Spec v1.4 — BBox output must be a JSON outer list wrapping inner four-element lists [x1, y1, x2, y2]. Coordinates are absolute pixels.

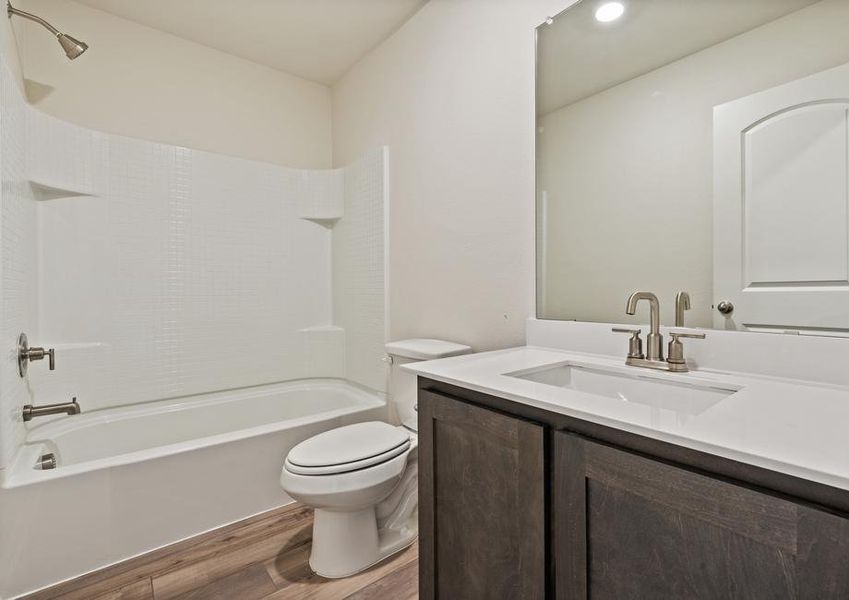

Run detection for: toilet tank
[[385, 339, 472, 431]]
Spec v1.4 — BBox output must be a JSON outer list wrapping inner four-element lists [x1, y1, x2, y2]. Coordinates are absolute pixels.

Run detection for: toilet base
[[309, 507, 417, 578]]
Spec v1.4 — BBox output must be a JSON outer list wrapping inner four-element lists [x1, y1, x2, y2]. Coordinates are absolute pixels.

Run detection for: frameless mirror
[[536, 0, 849, 335]]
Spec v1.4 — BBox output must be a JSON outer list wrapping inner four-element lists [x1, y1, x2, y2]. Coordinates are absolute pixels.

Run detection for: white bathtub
[[0, 379, 386, 599]]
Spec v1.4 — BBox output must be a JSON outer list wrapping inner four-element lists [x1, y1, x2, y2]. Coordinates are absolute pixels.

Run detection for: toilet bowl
[[280, 338, 471, 578]]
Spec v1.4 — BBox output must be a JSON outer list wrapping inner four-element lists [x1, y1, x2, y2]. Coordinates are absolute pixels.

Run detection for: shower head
[[7, 2, 88, 60], [57, 33, 87, 59]]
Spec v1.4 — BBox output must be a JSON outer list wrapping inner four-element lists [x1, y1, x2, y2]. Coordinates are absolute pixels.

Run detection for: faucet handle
[[17, 333, 56, 377], [612, 328, 644, 359], [669, 331, 706, 341], [667, 331, 706, 365]]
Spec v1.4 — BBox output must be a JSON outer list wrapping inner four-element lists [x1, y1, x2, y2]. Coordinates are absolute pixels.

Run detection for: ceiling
[[74, 0, 427, 85], [537, 0, 822, 115]]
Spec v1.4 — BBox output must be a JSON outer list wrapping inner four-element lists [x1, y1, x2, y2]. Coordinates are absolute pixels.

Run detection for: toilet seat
[[285, 421, 411, 476], [285, 440, 411, 475]]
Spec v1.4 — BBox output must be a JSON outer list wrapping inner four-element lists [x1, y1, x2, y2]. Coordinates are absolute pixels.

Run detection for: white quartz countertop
[[403, 346, 849, 492]]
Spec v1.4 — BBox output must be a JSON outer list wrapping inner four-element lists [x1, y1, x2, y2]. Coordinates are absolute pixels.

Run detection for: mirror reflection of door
[[714, 62, 849, 333]]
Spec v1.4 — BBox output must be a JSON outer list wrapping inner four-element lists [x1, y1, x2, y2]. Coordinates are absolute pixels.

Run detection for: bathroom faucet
[[626, 291, 663, 360], [22, 397, 80, 421], [614, 291, 705, 373]]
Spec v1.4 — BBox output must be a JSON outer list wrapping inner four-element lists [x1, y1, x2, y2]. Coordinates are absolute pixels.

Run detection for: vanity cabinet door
[[418, 390, 545, 600], [553, 432, 849, 599]]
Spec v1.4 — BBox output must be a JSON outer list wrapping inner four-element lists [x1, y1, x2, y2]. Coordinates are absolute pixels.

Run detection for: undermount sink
[[507, 363, 739, 416]]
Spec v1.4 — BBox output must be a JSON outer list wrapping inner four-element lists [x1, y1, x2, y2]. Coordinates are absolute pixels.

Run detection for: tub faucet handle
[[17, 332, 56, 377], [36, 347, 56, 370]]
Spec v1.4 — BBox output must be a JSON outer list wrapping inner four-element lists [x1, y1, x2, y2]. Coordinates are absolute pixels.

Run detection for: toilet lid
[[286, 422, 410, 474]]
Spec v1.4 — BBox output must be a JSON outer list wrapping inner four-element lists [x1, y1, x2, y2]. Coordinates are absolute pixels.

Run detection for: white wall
[[12, 0, 332, 169], [538, 0, 849, 327], [332, 0, 574, 352]]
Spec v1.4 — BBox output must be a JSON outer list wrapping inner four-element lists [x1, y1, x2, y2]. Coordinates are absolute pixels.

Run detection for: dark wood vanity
[[417, 378, 849, 599]]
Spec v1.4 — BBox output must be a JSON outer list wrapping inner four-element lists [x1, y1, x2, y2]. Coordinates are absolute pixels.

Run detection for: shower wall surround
[[334, 155, 388, 392], [0, 61, 386, 471], [0, 61, 37, 472]]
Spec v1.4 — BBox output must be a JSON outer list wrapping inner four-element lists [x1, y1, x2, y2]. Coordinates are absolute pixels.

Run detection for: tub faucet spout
[[23, 397, 80, 421]]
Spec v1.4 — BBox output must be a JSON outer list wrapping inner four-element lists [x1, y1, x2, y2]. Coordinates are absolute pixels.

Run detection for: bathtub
[[0, 379, 386, 599]]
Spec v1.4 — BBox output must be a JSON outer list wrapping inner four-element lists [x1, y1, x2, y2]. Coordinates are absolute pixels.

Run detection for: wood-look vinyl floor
[[23, 504, 418, 600]]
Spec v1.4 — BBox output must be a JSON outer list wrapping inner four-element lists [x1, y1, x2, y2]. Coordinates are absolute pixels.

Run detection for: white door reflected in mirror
[[714, 63, 849, 333]]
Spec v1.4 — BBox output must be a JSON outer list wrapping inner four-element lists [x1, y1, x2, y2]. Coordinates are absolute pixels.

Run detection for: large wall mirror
[[536, 0, 849, 334]]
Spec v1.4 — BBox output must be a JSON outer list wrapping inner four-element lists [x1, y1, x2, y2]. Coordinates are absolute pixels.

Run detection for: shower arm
[[7, 2, 61, 37]]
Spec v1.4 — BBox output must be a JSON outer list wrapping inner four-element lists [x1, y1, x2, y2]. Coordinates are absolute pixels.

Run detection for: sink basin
[[507, 363, 738, 416]]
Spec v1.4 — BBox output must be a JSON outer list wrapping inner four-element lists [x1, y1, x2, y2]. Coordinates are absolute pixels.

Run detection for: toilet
[[280, 338, 471, 578]]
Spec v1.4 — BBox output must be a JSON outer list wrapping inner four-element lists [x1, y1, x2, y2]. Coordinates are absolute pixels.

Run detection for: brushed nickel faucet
[[625, 291, 663, 360], [22, 397, 80, 421], [675, 291, 691, 327], [614, 291, 705, 373], [17, 333, 55, 377]]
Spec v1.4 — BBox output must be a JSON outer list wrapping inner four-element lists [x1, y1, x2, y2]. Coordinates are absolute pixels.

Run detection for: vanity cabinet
[[418, 382, 849, 599], [417, 389, 546, 600], [553, 433, 849, 599]]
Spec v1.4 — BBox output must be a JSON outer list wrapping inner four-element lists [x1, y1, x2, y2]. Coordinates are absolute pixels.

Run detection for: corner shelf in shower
[[28, 178, 95, 200], [298, 205, 343, 227], [299, 216, 341, 228]]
